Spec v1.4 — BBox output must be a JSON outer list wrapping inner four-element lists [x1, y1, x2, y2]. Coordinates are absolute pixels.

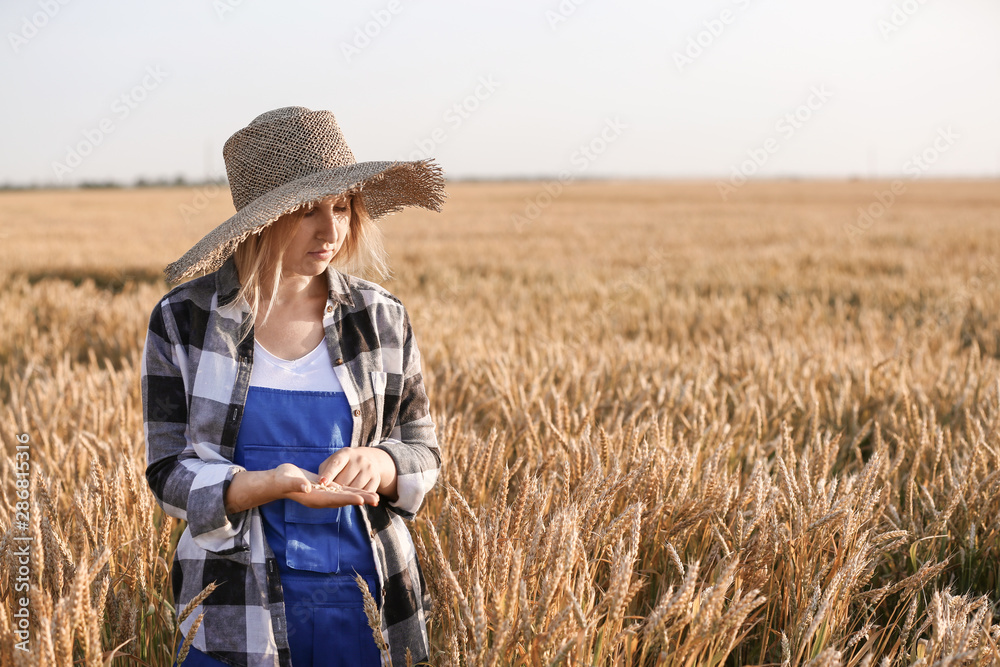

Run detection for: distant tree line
[[0, 174, 619, 191], [0, 176, 229, 191]]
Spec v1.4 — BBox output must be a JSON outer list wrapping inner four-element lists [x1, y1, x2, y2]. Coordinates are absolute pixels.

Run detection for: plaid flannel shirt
[[141, 255, 440, 667]]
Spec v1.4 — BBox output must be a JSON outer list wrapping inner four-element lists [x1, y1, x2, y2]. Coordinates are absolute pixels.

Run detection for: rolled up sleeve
[[373, 310, 441, 519], [142, 299, 250, 554]]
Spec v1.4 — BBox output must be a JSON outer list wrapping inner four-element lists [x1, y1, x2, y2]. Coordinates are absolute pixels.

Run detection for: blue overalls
[[176, 386, 382, 667]]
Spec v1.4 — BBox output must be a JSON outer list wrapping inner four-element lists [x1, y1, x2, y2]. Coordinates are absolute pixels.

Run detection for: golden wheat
[[1, 180, 1000, 665]]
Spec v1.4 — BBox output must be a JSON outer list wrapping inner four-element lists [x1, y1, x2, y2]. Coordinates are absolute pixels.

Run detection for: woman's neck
[[263, 271, 327, 308]]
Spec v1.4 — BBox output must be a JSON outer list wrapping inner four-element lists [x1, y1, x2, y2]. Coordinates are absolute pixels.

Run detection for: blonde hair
[[232, 190, 391, 344]]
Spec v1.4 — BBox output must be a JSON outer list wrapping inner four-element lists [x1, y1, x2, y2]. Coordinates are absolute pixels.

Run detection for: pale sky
[[2, 0, 998, 186]]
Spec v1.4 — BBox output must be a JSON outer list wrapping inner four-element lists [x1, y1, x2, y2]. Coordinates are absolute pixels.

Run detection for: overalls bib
[[175, 385, 382, 667]]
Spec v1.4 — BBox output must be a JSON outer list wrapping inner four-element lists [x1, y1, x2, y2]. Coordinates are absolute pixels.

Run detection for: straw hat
[[163, 106, 446, 284]]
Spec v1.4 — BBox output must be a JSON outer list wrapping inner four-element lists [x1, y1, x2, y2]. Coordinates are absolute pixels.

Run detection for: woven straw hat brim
[[163, 158, 445, 284]]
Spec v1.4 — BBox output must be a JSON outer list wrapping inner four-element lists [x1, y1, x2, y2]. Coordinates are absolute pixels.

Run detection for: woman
[[141, 106, 446, 667]]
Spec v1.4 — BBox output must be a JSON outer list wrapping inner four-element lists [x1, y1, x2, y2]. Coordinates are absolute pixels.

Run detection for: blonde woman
[[141, 106, 446, 667]]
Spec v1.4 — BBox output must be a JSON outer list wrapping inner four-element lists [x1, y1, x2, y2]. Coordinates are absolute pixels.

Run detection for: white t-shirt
[[250, 338, 344, 392]]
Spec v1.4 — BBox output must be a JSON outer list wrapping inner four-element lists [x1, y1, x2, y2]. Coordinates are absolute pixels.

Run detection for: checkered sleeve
[[141, 296, 250, 554], [373, 308, 440, 519]]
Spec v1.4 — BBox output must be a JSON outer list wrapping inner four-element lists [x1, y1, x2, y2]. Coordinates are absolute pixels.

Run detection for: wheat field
[[1, 180, 1000, 666]]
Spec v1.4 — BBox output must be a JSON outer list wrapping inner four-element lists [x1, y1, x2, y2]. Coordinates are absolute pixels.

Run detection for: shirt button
[[335, 358, 343, 365], [325, 305, 333, 314], [353, 408, 361, 417], [369, 528, 376, 539]]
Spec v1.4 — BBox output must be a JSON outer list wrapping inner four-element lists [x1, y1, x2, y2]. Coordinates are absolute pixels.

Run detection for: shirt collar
[[215, 254, 355, 311]]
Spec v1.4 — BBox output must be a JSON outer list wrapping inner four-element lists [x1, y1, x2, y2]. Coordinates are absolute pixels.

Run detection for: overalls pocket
[[240, 443, 345, 574], [284, 503, 345, 573], [280, 446, 344, 574]]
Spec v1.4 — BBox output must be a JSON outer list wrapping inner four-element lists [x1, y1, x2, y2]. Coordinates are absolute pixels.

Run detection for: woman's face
[[277, 194, 352, 279]]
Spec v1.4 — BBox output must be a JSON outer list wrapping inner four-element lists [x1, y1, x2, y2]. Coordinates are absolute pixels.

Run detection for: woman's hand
[[274, 462, 379, 508], [317, 448, 398, 502]]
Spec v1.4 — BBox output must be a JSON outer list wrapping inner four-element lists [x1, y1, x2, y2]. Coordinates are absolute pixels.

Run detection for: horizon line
[[2, 174, 1000, 192]]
